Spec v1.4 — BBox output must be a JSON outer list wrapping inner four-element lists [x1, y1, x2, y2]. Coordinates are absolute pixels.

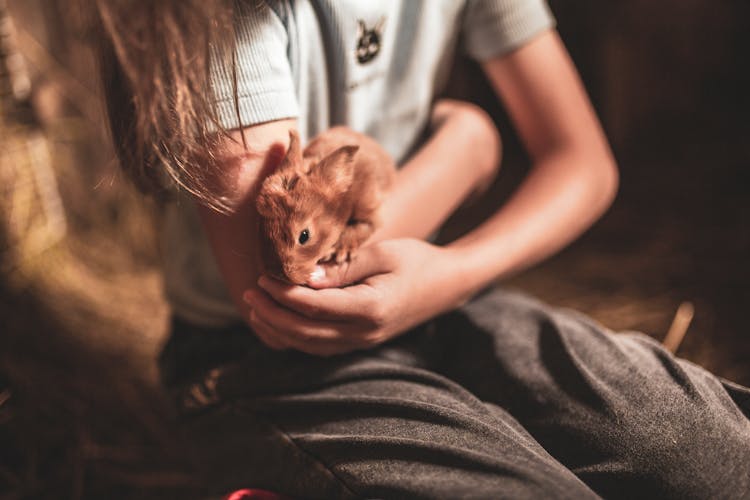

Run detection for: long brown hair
[[93, 0, 253, 213]]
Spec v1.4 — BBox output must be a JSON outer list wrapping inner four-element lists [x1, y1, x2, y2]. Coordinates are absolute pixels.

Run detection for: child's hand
[[243, 239, 470, 356]]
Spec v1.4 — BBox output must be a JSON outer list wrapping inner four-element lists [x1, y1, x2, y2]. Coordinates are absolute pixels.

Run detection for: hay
[[1, 125, 67, 271], [1, 29, 186, 493], [0, 117, 193, 499]]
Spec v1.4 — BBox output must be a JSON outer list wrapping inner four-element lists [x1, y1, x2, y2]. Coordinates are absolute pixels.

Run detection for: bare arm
[[374, 100, 501, 241], [209, 29, 617, 355], [195, 118, 295, 320], [197, 102, 499, 325], [447, 29, 619, 295], [248, 29, 619, 355]]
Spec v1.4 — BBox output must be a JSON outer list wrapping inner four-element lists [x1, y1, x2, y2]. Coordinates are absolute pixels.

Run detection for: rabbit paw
[[333, 246, 354, 264], [332, 239, 358, 264], [320, 248, 337, 264]]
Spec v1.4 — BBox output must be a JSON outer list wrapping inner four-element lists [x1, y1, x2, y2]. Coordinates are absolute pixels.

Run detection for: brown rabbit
[[256, 128, 395, 285]]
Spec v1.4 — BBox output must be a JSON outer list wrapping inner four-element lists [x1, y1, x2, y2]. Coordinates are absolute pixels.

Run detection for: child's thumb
[[307, 246, 391, 289]]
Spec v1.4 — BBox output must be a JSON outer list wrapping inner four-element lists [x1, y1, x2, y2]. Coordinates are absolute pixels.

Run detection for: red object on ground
[[225, 489, 293, 500]]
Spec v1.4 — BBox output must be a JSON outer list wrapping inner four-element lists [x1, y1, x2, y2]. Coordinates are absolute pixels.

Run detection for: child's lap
[[436, 289, 750, 497], [162, 288, 750, 499]]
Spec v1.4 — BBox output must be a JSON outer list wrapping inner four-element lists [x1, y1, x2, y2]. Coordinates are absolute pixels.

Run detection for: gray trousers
[[160, 288, 750, 499]]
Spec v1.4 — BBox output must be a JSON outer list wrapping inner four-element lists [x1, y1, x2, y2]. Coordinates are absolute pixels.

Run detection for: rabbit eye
[[298, 229, 310, 245]]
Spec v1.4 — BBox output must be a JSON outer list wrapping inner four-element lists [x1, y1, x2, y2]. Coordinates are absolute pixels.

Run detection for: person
[[95, 0, 750, 498]]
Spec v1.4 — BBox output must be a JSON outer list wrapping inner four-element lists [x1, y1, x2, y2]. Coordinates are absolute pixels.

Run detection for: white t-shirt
[[163, 0, 556, 327]]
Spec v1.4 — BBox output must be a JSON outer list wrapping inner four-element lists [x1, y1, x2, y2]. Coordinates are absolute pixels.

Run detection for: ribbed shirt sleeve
[[210, 2, 298, 130], [462, 0, 556, 61]]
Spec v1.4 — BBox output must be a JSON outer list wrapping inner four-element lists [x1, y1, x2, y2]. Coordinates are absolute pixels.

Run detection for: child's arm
[[195, 118, 294, 349], [450, 29, 618, 289], [246, 29, 618, 356], [373, 99, 501, 242], [197, 105, 501, 338]]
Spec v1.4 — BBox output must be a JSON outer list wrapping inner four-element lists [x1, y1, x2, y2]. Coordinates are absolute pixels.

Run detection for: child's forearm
[[445, 150, 618, 301], [441, 29, 619, 301], [373, 100, 501, 242]]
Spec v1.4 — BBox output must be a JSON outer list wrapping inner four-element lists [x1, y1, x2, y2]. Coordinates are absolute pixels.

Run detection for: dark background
[[1, 0, 748, 497]]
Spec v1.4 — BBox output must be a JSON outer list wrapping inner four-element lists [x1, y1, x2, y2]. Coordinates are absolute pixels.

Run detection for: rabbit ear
[[279, 129, 302, 171], [256, 189, 277, 218], [256, 172, 289, 217], [311, 145, 359, 194]]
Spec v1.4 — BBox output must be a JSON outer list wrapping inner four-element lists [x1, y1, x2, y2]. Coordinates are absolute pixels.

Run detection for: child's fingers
[[249, 289, 355, 341], [254, 277, 381, 322], [248, 309, 287, 351], [307, 244, 394, 289], [252, 306, 360, 356]]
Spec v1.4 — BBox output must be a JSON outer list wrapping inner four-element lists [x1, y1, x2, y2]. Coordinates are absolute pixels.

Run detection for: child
[[96, 0, 750, 497]]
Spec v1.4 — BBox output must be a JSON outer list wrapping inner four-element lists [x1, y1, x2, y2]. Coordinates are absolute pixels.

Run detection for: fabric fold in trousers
[[160, 288, 750, 499]]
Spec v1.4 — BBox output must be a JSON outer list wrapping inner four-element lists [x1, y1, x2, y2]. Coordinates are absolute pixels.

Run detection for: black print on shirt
[[356, 17, 385, 64]]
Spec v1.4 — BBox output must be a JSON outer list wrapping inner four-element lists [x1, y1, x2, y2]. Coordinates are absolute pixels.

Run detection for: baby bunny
[[256, 128, 395, 285]]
